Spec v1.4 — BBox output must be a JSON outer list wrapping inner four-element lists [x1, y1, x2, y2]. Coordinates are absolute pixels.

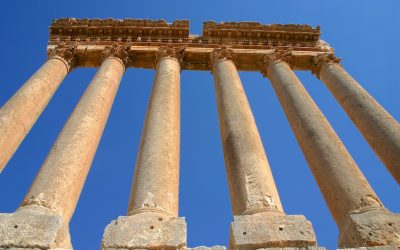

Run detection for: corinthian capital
[[260, 49, 293, 77], [209, 47, 237, 67], [101, 43, 132, 67], [311, 53, 341, 79], [154, 46, 185, 67], [47, 43, 78, 72]]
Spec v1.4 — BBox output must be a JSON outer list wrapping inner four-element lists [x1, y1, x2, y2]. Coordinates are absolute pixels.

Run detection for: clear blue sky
[[0, 1, 399, 249]]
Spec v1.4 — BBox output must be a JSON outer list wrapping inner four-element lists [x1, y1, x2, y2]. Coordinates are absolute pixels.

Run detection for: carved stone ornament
[[311, 53, 341, 79], [47, 43, 78, 72], [101, 43, 132, 66], [260, 49, 293, 77], [154, 46, 186, 67], [209, 47, 237, 67]]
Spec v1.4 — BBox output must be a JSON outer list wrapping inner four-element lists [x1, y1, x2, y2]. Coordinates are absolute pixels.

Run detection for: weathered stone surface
[[0, 57, 69, 173], [317, 57, 400, 184], [264, 57, 393, 247], [0, 205, 71, 249], [229, 213, 317, 250], [21, 56, 125, 224], [212, 55, 283, 215], [339, 208, 400, 248], [101, 212, 187, 250], [128, 54, 181, 217]]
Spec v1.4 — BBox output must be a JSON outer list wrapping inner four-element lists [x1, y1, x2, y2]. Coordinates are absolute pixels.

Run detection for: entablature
[[48, 18, 332, 71]]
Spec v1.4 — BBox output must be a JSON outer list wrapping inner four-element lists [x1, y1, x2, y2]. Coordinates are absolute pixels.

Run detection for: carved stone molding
[[203, 21, 320, 48], [101, 43, 132, 67], [311, 53, 341, 79], [154, 46, 185, 67], [260, 49, 294, 77], [209, 47, 237, 69], [47, 43, 78, 72]]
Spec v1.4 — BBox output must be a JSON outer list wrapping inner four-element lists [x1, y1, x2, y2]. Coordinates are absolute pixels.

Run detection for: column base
[[339, 208, 400, 248], [101, 212, 187, 250], [0, 205, 71, 249], [229, 213, 317, 250]]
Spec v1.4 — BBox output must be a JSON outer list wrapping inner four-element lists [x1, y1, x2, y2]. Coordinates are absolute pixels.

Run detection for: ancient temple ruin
[[0, 18, 399, 250]]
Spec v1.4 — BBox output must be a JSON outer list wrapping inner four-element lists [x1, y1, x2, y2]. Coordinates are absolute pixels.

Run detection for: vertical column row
[[261, 50, 400, 248], [0, 44, 129, 249], [210, 48, 317, 250]]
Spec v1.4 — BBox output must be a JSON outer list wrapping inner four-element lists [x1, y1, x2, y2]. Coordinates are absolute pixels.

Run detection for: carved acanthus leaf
[[101, 43, 132, 66], [47, 43, 78, 71], [209, 47, 237, 67], [260, 49, 293, 77], [154, 46, 186, 67], [311, 53, 341, 79]]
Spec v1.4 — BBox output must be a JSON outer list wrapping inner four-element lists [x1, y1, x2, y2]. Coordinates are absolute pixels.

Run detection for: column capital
[[260, 49, 293, 77], [47, 43, 78, 72], [209, 47, 237, 68], [154, 46, 185, 68], [311, 53, 341, 79], [101, 43, 132, 68]]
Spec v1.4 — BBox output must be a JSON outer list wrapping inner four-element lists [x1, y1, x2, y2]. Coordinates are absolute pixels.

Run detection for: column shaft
[[318, 60, 400, 184], [213, 58, 283, 215], [0, 58, 68, 172], [128, 56, 181, 217], [266, 60, 383, 227], [22, 57, 124, 223]]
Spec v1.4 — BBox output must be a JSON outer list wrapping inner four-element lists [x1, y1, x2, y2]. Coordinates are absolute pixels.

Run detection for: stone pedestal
[[229, 213, 316, 250], [0, 205, 71, 249], [339, 208, 400, 248], [101, 212, 186, 250]]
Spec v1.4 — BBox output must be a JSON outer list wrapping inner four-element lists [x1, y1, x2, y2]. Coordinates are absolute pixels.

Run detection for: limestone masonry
[[0, 18, 399, 250]]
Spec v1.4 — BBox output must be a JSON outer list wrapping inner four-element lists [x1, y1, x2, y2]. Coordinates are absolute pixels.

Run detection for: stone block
[[229, 213, 317, 250], [0, 205, 71, 249], [101, 212, 187, 250], [339, 208, 400, 248]]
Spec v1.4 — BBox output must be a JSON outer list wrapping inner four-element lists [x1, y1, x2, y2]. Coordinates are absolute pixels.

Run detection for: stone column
[[313, 54, 400, 184], [262, 50, 400, 248], [0, 44, 129, 250], [210, 48, 316, 250], [102, 47, 186, 250], [0, 44, 76, 173]]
